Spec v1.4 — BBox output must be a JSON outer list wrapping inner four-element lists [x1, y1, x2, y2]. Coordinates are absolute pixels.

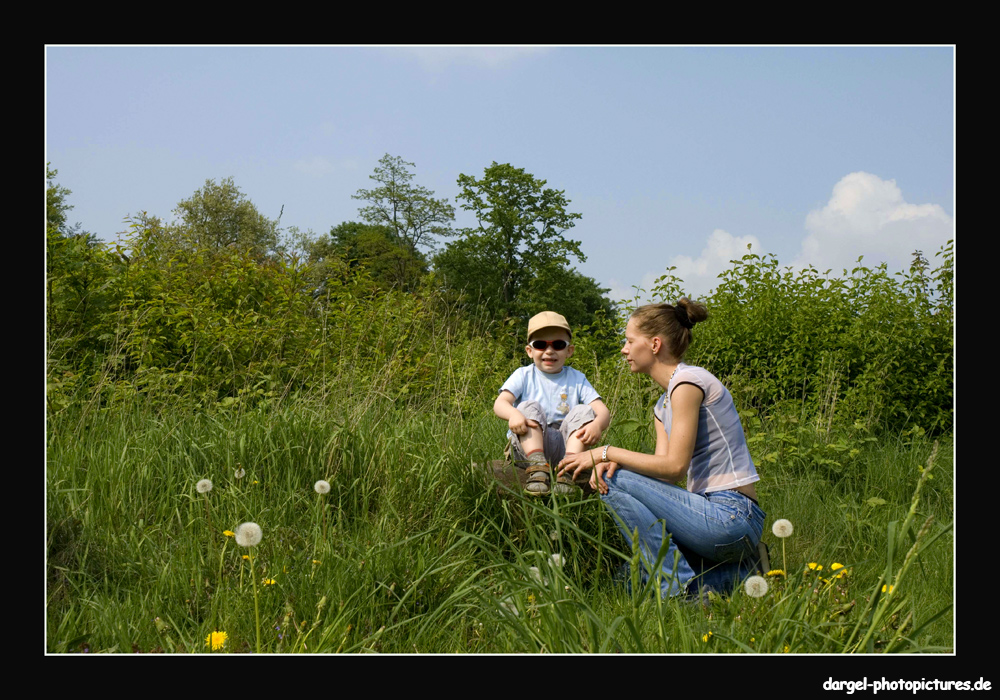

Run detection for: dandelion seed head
[[528, 566, 547, 586], [235, 521, 262, 547], [744, 575, 769, 598], [549, 553, 564, 568], [314, 480, 331, 494], [196, 479, 213, 493], [234, 467, 245, 479], [771, 518, 793, 538]]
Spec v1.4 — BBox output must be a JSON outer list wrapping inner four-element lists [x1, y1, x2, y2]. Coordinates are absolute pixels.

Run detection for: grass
[[46, 380, 953, 654]]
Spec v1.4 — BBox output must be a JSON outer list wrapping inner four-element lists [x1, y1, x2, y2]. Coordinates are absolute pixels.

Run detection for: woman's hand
[[556, 450, 595, 483], [590, 460, 618, 495]]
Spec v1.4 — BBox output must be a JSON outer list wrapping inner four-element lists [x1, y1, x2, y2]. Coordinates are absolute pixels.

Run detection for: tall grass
[[47, 369, 952, 653]]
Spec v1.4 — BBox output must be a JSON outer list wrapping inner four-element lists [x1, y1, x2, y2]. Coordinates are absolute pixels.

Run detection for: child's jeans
[[508, 401, 597, 466]]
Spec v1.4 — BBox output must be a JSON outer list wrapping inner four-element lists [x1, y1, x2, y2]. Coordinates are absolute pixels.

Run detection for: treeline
[[45, 159, 953, 434]]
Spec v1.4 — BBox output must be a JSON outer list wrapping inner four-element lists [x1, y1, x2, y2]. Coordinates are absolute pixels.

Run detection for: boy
[[493, 311, 611, 495]]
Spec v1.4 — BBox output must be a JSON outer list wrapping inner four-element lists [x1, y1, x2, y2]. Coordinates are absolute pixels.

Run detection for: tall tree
[[46, 163, 73, 235], [439, 161, 586, 322], [352, 154, 454, 288], [172, 177, 280, 256]]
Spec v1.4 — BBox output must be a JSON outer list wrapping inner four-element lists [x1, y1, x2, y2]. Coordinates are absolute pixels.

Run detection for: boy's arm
[[572, 398, 611, 446], [494, 390, 533, 435]]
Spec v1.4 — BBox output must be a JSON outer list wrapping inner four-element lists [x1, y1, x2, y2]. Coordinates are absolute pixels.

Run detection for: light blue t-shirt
[[653, 363, 759, 495], [499, 365, 601, 426]]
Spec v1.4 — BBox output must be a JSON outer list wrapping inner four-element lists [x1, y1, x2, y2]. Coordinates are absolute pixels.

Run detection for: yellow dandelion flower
[[223, 530, 235, 538], [765, 569, 786, 577], [312, 559, 321, 565], [242, 554, 250, 560], [205, 630, 228, 650], [702, 631, 713, 642], [262, 578, 276, 585], [830, 563, 847, 579], [806, 562, 823, 572], [783, 644, 790, 653], [882, 584, 894, 593]]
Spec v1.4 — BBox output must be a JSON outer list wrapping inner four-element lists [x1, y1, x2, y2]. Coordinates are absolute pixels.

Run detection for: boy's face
[[526, 328, 574, 374]]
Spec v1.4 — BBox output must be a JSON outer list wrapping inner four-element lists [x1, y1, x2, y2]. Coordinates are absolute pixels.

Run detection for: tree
[[46, 163, 73, 235], [172, 177, 280, 256], [300, 221, 428, 292], [352, 154, 454, 288], [438, 162, 587, 323]]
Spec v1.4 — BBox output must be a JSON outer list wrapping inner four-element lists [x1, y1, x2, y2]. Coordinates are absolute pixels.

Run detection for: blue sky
[[45, 46, 954, 302]]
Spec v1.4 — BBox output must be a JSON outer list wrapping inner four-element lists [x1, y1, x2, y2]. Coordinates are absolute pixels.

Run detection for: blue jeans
[[601, 469, 766, 597]]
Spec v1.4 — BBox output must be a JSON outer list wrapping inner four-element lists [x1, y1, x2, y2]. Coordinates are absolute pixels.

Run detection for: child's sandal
[[524, 463, 551, 495], [553, 472, 576, 495]]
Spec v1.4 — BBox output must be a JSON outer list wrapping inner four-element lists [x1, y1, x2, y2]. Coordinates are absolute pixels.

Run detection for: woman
[[557, 299, 765, 598]]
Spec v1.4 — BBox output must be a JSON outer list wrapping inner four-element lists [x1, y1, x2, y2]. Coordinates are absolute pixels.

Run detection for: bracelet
[[602, 445, 610, 463], [590, 450, 596, 468]]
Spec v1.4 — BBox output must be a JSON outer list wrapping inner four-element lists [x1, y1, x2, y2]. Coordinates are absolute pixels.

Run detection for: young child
[[493, 311, 611, 495]]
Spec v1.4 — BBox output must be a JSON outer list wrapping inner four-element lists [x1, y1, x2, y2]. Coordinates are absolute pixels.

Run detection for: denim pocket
[[714, 534, 758, 564]]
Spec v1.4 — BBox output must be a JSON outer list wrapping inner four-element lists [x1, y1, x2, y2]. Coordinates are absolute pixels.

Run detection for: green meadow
[[46, 170, 953, 653]]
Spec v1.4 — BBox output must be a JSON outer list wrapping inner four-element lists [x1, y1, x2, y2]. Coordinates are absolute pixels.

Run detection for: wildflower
[[783, 644, 790, 653], [549, 553, 564, 568], [806, 562, 823, 572], [702, 631, 712, 642], [223, 530, 235, 538], [314, 480, 331, 494], [765, 569, 786, 577], [234, 466, 245, 479], [744, 575, 769, 598], [235, 522, 262, 547], [262, 578, 276, 586], [882, 584, 894, 594], [771, 519, 793, 538], [242, 554, 250, 560], [312, 560, 321, 565], [830, 563, 847, 579], [196, 479, 213, 493], [205, 630, 228, 650]]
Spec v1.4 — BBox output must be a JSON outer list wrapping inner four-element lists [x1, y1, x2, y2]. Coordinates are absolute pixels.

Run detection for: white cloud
[[604, 229, 759, 306], [670, 229, 762, 299], [793, 172, 953, 274]]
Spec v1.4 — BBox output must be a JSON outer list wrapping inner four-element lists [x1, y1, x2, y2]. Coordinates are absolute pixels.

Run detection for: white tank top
[[653, 363, 759, 495]]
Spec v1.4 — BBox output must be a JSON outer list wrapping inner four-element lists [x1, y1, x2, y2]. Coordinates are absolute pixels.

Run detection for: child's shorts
[[507, 401, 598, 466]]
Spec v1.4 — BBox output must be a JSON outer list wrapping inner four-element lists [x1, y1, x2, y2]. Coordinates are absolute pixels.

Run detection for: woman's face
[[621, 317, 658, 374]]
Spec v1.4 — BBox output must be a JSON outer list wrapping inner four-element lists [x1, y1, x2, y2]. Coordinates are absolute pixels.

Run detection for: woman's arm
[[557, 383, 703, 491]]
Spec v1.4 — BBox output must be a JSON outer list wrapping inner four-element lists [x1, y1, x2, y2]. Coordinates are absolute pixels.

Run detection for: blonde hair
[[630, 298, 708, 361]]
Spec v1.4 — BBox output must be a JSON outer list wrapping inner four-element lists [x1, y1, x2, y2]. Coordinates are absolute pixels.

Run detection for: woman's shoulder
[[672, 364, 725, 402]]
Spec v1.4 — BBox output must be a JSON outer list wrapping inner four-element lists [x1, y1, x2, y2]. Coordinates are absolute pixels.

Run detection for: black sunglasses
[[530, 339, 569, 351]]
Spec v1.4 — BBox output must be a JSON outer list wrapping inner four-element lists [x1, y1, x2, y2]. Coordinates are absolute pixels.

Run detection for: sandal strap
[[525, 463, 550, 476]]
